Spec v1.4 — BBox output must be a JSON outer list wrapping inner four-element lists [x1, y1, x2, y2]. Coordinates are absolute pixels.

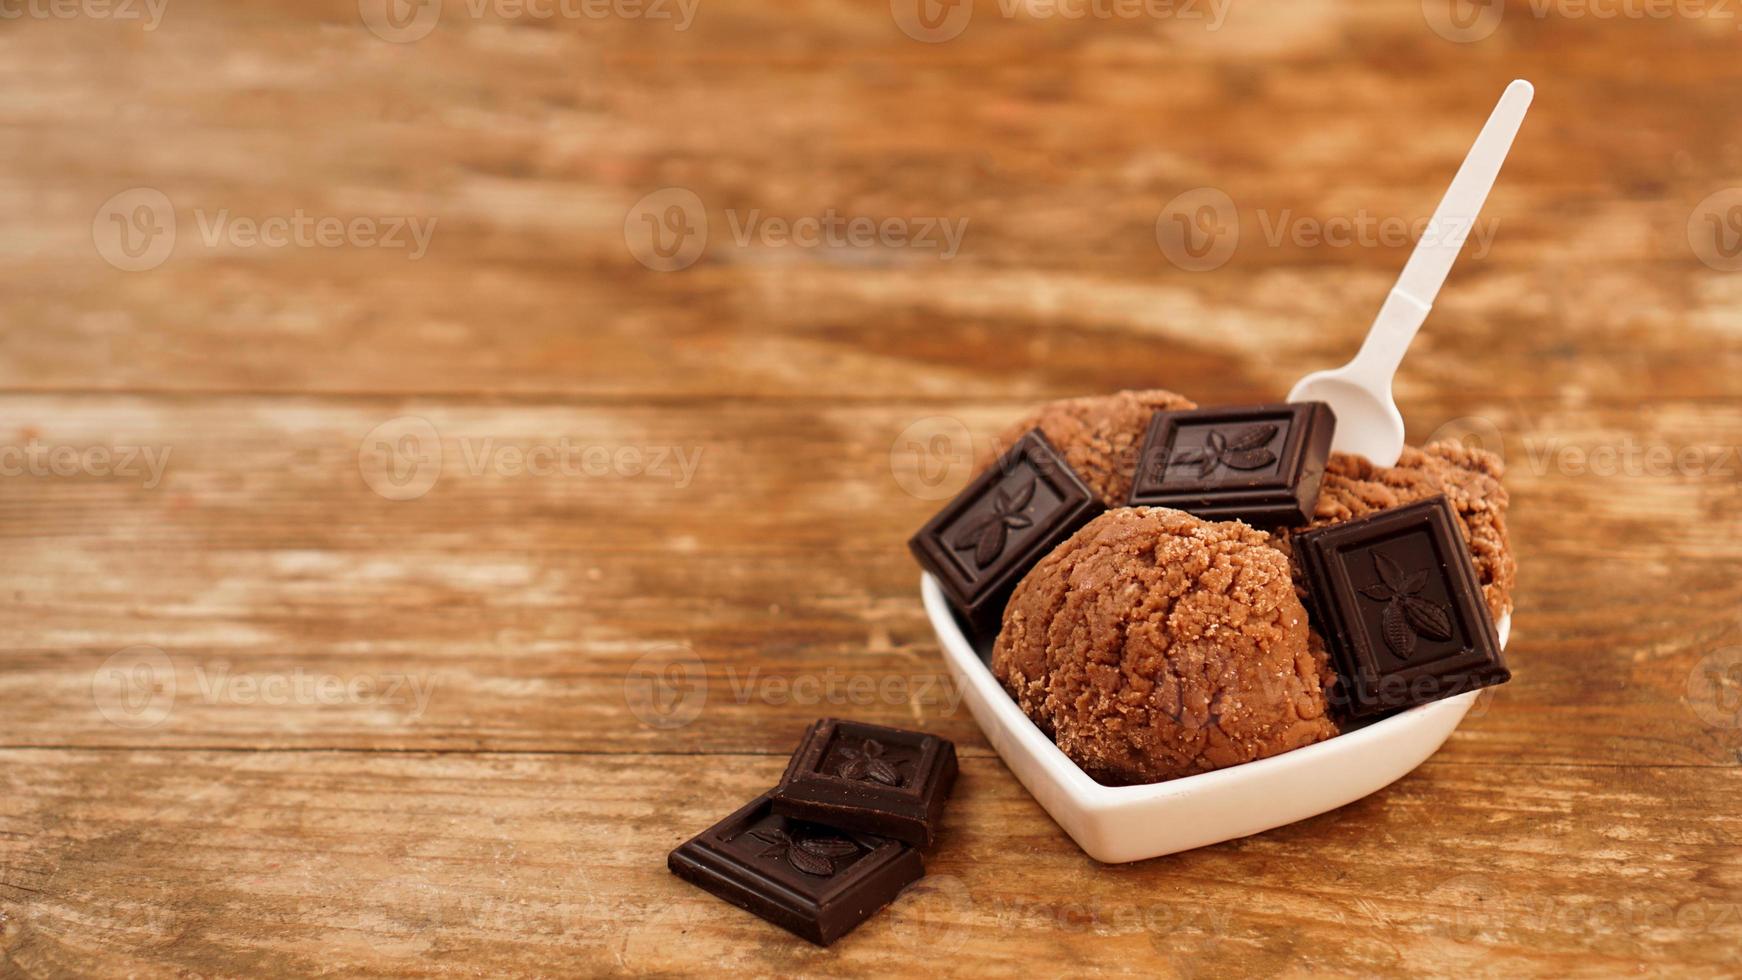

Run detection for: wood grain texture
[[2, 0, 1740, 975]]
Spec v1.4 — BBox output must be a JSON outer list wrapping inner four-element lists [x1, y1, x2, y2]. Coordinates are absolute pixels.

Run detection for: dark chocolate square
[[667, 791, 923, 946], [1127, 402, 1335, 526], [771, 719, 958, 847], [1295, 496, 1509, 718], [908, 429, 1102, 630]]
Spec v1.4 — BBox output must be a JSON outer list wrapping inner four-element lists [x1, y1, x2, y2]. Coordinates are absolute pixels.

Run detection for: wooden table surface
[[3, 1, 1741, 976]]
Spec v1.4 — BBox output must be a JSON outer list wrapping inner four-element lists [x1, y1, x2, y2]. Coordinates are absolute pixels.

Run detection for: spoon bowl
[[1287, 371, 1404, 465]]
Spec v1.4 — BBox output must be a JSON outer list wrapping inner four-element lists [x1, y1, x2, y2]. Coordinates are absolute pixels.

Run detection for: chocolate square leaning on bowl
[[668, 791, 923, 946], [1127, 402, 1335, 526], [771, 719, 958, 847], [1295, 495, 1509, 719], [909, 428, 1103, 632]]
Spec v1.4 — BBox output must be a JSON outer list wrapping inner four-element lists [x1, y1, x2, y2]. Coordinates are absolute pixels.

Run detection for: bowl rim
[[921, 572, 1507, 808]]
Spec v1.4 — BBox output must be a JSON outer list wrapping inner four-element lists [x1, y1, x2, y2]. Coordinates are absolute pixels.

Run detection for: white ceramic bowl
[[922, 574, 1510, 864]]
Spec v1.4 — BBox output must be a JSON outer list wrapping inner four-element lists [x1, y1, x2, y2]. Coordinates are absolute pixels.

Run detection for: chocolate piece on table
[[668, 791, 923, 946], [1127, 402, 1335, 526], [771, 719, 958, 847], [1294, 495, 1509, 719], [909, 428, 1103, 632]]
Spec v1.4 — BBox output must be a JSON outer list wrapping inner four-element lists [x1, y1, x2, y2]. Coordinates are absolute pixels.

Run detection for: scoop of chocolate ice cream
[[981, 389, 1197, 507], [977, 389, 1516, 620], [993, 507, 1339, 786], [1273, 442, 1516, 621]]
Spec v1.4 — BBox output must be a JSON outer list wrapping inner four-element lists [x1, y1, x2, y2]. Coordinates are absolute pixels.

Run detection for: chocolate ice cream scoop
[[981, 388, 1197, 507], [992, 507, 1339, 786]]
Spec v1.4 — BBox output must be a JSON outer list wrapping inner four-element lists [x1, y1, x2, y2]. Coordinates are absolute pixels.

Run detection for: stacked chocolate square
[[668, 719, 958, 946]]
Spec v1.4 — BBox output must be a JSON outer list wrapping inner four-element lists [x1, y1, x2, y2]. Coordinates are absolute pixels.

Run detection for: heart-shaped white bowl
[[922, 574, 1510, 864]]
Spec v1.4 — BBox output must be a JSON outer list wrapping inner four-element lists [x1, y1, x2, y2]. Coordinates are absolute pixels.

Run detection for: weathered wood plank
[[1, 3, 1739, 403], [0, 397, 1738, 771], [0, 750, 1736, 977]]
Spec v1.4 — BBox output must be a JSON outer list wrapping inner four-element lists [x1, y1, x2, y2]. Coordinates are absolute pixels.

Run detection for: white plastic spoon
[[1288, 79, 1533, 466]]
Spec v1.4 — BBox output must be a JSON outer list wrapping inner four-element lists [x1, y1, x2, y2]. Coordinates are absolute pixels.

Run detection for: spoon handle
[[1398, 79, 1533, 305], [1350, 79, 1534, 384], [1345, 288, 1432, 389]]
